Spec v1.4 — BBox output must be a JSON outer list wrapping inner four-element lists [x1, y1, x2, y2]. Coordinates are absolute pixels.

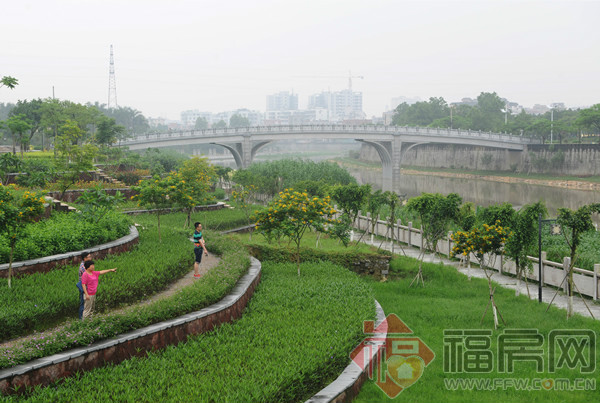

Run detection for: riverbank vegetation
[[390, 92, 600, 144]]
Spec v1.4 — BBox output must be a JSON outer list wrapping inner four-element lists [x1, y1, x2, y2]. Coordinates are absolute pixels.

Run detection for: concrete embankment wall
[[359, 143, 600, 176]]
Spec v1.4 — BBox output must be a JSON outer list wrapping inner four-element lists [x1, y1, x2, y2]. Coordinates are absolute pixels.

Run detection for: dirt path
[[0, 253, 220, 350]]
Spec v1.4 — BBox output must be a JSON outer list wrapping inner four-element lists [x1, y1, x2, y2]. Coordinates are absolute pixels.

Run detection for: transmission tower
[[108, 44, 118, 109]]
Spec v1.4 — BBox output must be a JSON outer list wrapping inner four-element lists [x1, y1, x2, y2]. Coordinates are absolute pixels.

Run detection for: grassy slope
[[354, 256, 600, 403]]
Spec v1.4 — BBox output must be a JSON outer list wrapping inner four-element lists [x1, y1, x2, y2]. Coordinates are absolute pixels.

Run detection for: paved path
[[360, 235, 600, 321], [0, 254, 220, 350]]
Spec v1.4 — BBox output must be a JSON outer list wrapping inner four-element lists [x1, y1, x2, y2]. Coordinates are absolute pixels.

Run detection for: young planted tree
[[169, 157, 216, 228], [504, 202, 547, 297], [451, 222, 512, 329], [330, 183, 371, 243], [232, 184, 258, 229], [132, 176, 174, 242], [381, 191, 400, 254], [0, 186, 46, 288], [406, 192, 462, 286], [54, 120, 98, 199], [253, 189, 342, 276], [76, 185, 124, 224], [0, 153, 22, 185], [551, 204, 600, 318], [365, 189, 387, 244]]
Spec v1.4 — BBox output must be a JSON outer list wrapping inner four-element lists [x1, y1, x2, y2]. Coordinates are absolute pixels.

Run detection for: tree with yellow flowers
[[451, 221, 512, 328], [0, 185, 46, 288], [253, 188, 344, 276]]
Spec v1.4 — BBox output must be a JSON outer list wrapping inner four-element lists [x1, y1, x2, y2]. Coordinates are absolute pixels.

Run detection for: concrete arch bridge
[[121, 124, 539, 191]]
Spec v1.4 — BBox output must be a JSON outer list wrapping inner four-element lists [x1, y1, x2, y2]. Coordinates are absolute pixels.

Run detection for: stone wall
[[359, 143, 600, 176]]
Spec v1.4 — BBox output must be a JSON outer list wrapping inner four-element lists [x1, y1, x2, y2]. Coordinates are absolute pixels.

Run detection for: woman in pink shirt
[[81, 260, 117, 320]]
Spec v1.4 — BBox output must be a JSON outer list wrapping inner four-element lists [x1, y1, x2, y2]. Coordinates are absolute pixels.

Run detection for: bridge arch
[[121, 124, 538, 192]]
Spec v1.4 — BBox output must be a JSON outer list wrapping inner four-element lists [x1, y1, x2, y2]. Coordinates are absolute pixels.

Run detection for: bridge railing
[[123, 124, 539, 144]]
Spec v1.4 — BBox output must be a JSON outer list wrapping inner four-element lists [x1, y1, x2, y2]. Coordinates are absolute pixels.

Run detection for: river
[[349, 167, 600, 219]]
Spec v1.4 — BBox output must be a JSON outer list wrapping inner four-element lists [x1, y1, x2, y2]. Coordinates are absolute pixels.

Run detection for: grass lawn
[[354, 256, 599, 403]]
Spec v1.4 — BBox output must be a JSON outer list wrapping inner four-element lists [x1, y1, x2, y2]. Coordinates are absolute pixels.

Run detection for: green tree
[[576, 104, 600, 143], [0, 76, 18, 89], [9, 99, 44, 151], [504, 202, 547, 297], [0, 186, 46, 288], [132, 176, 174, 241], [229, 114, 250, 128], [54, 120, 98, 199], [555, 203, 600, 318], [6, 114, 31, 156], [330, 183, 371, 243], [169, 157, 216, 228], [76, 185, 124, 224], [212, 120, 227, 129], [253, 189, 342, 275], [0, 153, 21, 185], [406, 192, 462, 285], [194, 117, 209, 130], [365, 189, 387, 239], [96, 116, 125, 147]]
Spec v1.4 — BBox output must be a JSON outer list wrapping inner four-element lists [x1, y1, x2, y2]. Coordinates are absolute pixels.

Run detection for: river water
[[350, 168, 600, 218]]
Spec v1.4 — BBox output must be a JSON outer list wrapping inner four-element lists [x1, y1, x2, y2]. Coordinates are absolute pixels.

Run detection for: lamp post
[[550, 108, 554, 144], [538, 213, 561, 303]]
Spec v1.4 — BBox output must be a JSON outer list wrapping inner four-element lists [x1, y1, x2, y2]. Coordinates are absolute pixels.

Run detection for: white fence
[[353, 212, 600, 301]]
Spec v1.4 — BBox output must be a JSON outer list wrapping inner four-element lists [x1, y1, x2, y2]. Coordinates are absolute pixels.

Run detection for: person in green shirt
[[193, 222, 208, 278]]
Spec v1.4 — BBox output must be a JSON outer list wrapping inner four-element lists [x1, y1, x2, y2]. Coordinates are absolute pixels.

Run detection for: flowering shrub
[[253, 188, 346, 275]]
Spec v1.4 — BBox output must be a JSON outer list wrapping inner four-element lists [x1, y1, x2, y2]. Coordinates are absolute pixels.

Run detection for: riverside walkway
[[358, 234, 600, 321]]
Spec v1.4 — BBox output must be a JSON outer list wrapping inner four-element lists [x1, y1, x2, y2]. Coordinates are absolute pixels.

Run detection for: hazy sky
[[2, 0, 599, 120]]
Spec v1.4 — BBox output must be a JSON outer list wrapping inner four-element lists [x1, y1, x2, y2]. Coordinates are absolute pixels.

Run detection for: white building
[[266, 91, 298, 111], [308, 90, 364, 122]]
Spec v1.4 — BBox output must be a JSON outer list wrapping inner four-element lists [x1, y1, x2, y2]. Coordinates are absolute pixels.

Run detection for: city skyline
[[2, 0, 599, 120]]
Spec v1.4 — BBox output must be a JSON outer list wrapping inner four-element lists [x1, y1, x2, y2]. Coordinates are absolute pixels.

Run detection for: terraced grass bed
[[2, 261, 374, 402]]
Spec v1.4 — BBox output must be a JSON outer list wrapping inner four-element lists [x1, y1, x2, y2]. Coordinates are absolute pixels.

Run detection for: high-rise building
[[266, 91, 299, 111], [308, 90, 363, 121]]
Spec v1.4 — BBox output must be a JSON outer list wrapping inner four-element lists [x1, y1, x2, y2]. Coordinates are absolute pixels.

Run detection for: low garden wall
[[0, 258, 262, 395], [0, 226, 139, 278], [306, 300, 386, 403], [353, 213, 600, 300]]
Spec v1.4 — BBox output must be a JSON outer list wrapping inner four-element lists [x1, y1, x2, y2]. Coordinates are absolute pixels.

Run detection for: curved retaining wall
[[0, 226, 139, 278], [0, 257, 262, 395], [306, 300, 387, 403]]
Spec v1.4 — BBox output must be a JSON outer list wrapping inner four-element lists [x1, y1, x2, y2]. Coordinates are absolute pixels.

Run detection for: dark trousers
[[79, 290, 85, 320]]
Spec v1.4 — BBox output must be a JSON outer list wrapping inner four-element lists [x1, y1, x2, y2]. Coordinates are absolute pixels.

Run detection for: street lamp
[[550, 108, 554, 144], [537, 213, 561, 303]]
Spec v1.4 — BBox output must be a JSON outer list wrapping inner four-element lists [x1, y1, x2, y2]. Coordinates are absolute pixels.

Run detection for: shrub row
[[0, 212, 131, 264], [0, 232, 250, 370], [2, 261, 374, 402], [246, 242, 392, 271]]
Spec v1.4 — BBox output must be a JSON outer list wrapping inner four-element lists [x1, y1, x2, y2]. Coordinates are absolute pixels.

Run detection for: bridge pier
[[213, 137, 272, 169]]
